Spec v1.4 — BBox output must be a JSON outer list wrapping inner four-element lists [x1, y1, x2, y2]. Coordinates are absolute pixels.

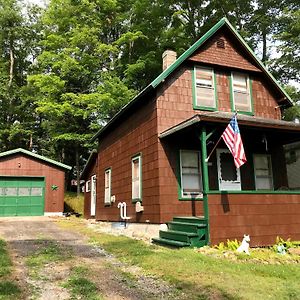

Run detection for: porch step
[[160, 230, 198, 243], [173, 216, 206, 225], [152, 216, 208, 248], [167, 221, 206, 233], [152, 237, 190, 247]]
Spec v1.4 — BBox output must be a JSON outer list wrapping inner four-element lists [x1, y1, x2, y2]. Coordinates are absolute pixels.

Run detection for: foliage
[[272, 236, 300, 252], [64, 192, 84, 215], [274, 5, 300, 84], [0, 0, 299, 185], [214, 239, 240, 251]]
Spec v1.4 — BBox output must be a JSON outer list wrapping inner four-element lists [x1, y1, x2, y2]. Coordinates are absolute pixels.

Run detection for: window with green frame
[[253, 154, 273, 190], [193, 66, 217, 110], [132, 154, 142, 201], [231, 72, 253, 114], [179, 150, 203, 199], [104, 168, 111, 204]]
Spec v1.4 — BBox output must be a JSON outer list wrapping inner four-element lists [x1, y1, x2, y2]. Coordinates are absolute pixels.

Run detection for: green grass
[[26, 240, 72, 281], [0, 239, 21, 299], [26, 241, 72, 268], [0, 240, 12, 277], [59, 218, 300, 300], [63, 265, 103, 300], [64, 192, 84, 215]]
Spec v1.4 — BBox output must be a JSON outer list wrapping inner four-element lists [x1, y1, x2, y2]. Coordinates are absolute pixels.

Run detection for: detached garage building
[[0, 148, 72, 217]]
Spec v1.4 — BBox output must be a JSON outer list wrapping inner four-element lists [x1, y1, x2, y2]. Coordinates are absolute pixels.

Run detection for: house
[[0, 148, 71, 217], [82, 18, 300, 247]]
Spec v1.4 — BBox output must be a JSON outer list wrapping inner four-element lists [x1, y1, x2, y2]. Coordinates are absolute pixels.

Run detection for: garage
[[0, 148, 71, 216], [0, 177, 45, 216]]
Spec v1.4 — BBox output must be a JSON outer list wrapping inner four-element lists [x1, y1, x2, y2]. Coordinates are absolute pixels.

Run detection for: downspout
[[200, 126, 210, 244]]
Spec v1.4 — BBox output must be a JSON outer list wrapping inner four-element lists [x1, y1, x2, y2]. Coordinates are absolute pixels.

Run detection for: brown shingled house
[[82, 18, 300, 247]]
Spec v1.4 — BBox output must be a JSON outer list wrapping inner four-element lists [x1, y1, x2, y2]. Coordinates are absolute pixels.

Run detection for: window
[[231, 72, 252, 113], [132, 155, 142, 201], [104, 169, 111, 204], [180, 150, 203, 198], [85, 180, 91, 192], [194, 67, 217, 110], [254, 154, 273, 190]]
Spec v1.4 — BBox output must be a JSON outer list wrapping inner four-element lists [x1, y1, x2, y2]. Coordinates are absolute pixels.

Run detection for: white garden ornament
[[237, 234, 250, 255]]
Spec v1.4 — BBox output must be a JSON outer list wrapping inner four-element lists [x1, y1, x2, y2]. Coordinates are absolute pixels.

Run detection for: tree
[[0, 0, 41, 151], [273, 6, 300, 84], [28, 0, 136, 194]]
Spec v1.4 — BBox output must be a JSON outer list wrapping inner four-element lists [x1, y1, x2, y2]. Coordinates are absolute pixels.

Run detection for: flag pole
[[205, 135, 222, 162], [205, 112, 238, 162]]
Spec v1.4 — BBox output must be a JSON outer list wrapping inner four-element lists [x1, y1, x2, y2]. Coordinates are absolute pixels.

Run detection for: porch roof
[[159, 112, 300, 138]]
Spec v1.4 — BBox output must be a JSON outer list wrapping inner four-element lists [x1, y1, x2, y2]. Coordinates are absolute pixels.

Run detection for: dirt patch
[[0, 217, 180, 299]]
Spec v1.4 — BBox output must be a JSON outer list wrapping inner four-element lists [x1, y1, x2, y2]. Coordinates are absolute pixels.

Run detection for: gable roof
[[80, 149, 97, 180], [92, 17, 293, 141], [0, 148, 72, 170]]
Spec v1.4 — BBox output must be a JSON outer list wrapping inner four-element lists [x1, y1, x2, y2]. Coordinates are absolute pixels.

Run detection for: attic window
[[216, 38, 225, 49]]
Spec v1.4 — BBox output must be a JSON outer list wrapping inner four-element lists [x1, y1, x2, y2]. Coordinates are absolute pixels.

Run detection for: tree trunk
[[9, 42, 14, 87], [262, 30, 267, 63], [76, 148, 80, 197]]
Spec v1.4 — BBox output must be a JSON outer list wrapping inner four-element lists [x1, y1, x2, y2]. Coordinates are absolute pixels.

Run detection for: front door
[[90, 175, 96, 216], [217, 149, 241, 191]]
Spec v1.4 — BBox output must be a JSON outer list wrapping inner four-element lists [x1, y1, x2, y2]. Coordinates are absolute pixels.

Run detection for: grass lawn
[[0, 240, 21, 299], [58, 218, 300, 300]]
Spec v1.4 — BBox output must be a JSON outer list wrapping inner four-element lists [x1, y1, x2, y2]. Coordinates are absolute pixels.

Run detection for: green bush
[[214, 239, 241, 251], [272, 236, 300, 252]]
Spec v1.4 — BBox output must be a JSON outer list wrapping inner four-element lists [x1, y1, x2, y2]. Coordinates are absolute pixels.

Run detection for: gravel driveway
[[0, 217, 178, 300]]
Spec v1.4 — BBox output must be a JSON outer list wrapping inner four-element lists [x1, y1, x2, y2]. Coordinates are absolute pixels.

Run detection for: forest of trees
[[0, 0, 299, 186]]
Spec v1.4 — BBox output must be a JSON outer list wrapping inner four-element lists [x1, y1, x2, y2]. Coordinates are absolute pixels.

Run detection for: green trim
[[230, 72, 254, 115], [178, 150, 204, 200], [104, 168, 112, 205], [200, 127, 210, 244], [131, 153, 142, 203], [92, 17, 292, 142], [0, 148, 72, 170], [192, 66, 218, 111], [208, 190, 300, 194]]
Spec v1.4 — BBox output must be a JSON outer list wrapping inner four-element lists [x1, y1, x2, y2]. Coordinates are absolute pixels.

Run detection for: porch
[[156, 112, 300, 246]]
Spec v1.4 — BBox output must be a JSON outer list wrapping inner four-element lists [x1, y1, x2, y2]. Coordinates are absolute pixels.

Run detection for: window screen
[[195, 67, 216, 109], [254, 155, 273, 190], [104, 169, 111, 204], [232, 73, 251, 112], [132, 156, 141, 200], [180, 150, 203, 198]]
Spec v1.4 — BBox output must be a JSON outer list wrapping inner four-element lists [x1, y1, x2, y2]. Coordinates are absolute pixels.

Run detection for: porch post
[[200, 126, 210, 244]]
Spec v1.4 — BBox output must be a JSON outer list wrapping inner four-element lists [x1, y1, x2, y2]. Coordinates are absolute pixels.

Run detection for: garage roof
[[0, 148, 72, 170]]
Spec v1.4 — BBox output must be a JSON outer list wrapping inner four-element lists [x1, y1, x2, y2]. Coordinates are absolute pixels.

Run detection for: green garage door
[[0, 177, 45, 216]]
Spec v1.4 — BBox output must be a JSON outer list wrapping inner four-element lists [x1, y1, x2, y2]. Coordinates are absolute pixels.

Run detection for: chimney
[[162, 50, 177, 71]]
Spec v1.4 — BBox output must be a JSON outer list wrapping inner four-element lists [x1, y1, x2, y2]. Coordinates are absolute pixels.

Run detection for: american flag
[[221, 114, 247, 168]]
